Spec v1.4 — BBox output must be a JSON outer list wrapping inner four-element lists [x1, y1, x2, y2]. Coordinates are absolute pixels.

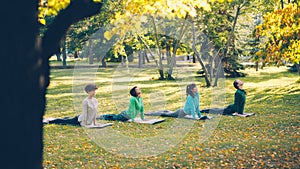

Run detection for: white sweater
[[78, 97, 98, 126]]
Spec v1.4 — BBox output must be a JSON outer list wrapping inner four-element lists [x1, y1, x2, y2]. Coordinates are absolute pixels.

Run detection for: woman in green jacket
[[201, 79, 247, 115], [98, 86, 144, 122]]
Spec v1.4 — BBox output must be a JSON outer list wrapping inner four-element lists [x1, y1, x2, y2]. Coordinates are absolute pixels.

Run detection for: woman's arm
[[196, 93, 201, 118], [185, 96, 196, 119], [80, 100, 88, 125], [196, 107, 201, 118], [139, 98, 145, 120], [94, 118, 97, 125], [93, 99, 99, 125]]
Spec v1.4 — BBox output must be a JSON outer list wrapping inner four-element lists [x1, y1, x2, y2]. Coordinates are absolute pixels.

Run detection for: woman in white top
[[78, 84, 98, 126], [44, 84, 99, 126]]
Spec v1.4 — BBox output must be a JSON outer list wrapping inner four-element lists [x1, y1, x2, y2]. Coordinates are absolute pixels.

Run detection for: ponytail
[[186, 83, 196, 97]]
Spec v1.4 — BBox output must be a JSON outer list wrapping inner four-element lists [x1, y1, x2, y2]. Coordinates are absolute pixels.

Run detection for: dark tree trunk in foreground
[[62, 35, 67, 68], [0, 1, 101, 169], [1, 2, 44, 168], [56, 52, 62, 61]]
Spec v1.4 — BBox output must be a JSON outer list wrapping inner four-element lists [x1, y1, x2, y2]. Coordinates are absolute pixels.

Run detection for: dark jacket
[[224, 89, 246, 114]]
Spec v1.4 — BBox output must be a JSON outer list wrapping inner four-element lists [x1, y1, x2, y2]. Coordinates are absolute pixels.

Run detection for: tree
[[38, 1, 117, 68], [241, 0, 285, 71], [104, 0, 213, 80], [0, 0, 102, 168], [256, 2, 300, 75], [213, 0, 247, 86], [66, 1, 119, 64], [192, 0, 251, 87]]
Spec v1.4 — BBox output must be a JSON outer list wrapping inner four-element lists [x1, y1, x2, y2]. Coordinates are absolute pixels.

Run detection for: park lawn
[[43, 62, 299, 169]]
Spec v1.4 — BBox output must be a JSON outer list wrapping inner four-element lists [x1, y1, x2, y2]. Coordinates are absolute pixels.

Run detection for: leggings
[[48, 116, 81, 126], [98, 111, 129, 122], [201, 107, 233, 115], [159, 109, 187, 118]]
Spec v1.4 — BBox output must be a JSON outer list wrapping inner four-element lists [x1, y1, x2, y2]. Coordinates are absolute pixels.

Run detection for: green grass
[[43, 62, 300, 169]]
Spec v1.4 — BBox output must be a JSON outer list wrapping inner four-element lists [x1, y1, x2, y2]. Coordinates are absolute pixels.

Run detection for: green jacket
[[225, 89, 246, 114], [124, 96, 144, 121], [184, 92, 201, 119]]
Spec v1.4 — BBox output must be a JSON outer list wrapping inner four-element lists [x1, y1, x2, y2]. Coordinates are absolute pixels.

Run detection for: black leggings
[[48, 116, 81, 126], [201, 107, 233, 115]]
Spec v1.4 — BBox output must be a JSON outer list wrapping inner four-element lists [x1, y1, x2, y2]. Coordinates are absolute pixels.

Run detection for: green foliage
[[195, 0, 249, 77], [66, 1, 118, 57]]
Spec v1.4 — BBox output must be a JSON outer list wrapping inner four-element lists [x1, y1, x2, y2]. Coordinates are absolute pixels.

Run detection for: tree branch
[[41, 0, 102, 59]]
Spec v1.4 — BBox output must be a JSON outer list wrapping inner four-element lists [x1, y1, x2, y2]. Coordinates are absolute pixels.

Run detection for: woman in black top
[[201, 79, 247, 115]]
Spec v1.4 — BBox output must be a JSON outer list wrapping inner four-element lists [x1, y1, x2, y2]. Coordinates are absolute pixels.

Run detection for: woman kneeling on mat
[[98, 86, 145, 122], [201, 79, 247, 115]]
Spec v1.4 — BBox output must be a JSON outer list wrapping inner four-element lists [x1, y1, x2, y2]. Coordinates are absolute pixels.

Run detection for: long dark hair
[[186, 83, 197, 98], [130, 86, 138, 97], [233, 80, 247, 95]]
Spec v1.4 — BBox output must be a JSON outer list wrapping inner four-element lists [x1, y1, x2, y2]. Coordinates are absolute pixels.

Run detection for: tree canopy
[[256, 2, 300, 67]]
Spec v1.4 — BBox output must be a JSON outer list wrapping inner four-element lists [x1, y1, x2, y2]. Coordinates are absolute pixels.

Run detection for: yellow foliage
[[104, 0, 214, 40], [39, 18, 46, 25], [255, 50, 262, 57], [38, 0, 99, 24], [104, 31, 113, 40], [256, 3, 300, 65]]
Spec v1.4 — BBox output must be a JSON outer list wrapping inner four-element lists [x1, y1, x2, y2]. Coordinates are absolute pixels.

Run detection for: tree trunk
[[191, 21, 211, 87], [74, 50, 79, 58], [96, 55, 101, 62], [0, 1, 101, 169], [213, 4, 241, 87], [192, 55, 196, 63], [281, 0, 284, 9], [167, 17, 188, 80], [296, 63, 300, 76], [56, 52, 62, 61], [166, 42, 171, 65], [195, 53, 211, 87], [138, 50, 142, 68], [137, 35, 158, 66], [101, 58, 107, 68], [256, 61, 259, 71], [151, 16, 165, 80], [121, 56, 125, 65], [208, 51, 214, 83], [144, 49, 150, 63], [1, 2, 44, 169], [62, 35, 67, 68], [88, 39, 94, 64], [142, 50, 146, 64]]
